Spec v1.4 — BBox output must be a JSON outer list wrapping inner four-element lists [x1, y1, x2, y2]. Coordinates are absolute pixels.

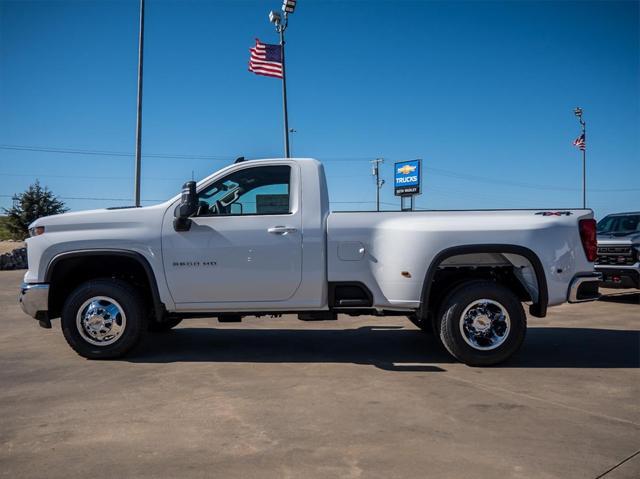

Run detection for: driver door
[[161, 163, 302, 306]]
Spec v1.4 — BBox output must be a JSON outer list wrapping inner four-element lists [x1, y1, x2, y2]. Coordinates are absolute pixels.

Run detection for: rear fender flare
[[420, 244, 548, 318]]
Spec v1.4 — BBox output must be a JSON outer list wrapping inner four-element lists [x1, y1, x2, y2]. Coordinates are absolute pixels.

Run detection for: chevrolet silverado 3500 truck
[[19, 158, 601, 365]]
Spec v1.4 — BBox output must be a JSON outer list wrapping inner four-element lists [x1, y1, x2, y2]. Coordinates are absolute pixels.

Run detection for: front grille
[[596, 245, 637, 265]]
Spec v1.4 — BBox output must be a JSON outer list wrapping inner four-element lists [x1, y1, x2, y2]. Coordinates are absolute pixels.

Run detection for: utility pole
[[573, 107, 586, 208], [269, 1, 297, 158], [371, 158, 385, 211], [133, 0, 145, 207]]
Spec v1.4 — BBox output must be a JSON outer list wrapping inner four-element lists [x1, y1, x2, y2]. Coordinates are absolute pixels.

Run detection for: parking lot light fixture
[[269, 10, 281, 25], [282, 0, 296, 14]]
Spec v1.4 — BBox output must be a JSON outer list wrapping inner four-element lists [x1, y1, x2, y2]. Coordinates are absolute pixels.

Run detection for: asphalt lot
[[0, 270, 638, 478]]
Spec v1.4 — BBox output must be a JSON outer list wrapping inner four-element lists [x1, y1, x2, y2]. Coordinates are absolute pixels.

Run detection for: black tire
[[406, 313, 434, 335], [148, 317, 183, 333], [438, 280, 526, 366], [61, 279, 146, 359]]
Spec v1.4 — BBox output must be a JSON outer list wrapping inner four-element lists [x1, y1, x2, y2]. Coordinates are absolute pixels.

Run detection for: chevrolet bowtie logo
[[397, 165, 416, 175]]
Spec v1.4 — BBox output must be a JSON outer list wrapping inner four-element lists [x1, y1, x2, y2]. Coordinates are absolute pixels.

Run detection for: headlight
[[29, 226, 45, 237]]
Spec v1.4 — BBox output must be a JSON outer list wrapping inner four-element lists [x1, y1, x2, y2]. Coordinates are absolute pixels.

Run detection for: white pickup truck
[[19, 158, 601, 365]]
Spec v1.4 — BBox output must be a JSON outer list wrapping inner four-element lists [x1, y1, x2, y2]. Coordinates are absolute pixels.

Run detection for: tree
[[2, 181, 68, 240]]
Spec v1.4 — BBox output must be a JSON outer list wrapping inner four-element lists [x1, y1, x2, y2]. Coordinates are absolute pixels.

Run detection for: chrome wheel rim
[[459, 299, 510, 351], [76, 296, 126, 346]]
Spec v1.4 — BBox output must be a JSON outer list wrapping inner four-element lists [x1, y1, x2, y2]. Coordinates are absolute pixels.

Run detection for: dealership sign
[[394, 159, 422, 196]]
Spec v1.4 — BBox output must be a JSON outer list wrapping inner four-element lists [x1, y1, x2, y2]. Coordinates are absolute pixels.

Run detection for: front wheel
[[61, 279, 146, 359], [438, 281, 527, 366]]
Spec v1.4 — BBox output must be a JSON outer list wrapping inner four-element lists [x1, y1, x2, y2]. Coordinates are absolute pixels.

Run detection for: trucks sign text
[[394, 159, 422, 196]]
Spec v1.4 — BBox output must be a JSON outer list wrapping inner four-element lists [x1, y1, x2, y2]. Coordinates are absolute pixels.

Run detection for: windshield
[[597, 214, 640, 235]]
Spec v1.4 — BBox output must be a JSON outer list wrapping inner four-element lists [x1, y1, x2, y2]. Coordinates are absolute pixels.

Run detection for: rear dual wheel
[[437, 281, 527, 366]]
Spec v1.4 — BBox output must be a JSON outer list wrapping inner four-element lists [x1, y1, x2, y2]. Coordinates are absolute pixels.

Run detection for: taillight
[[579, 219, 597, 262]]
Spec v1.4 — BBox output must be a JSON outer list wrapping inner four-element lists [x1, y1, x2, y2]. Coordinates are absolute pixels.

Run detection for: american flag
[[248, 39, 283, 79], [573, 133, 586, 151]]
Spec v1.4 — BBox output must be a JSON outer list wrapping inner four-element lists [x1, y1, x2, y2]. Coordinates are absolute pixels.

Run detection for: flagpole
[[581, 119, 586, 209], [268, 2, 296, 159], [280, 24, 290, 158], [574, 107, 586, 209]]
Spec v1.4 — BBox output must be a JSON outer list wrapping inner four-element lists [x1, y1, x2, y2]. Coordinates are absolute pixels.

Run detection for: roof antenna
[[234, 156, 245, 164]]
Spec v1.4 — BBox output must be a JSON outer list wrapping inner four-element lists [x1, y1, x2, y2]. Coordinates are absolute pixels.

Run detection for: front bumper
[[18, 283, 49, 319], [595, 264, 640, 289], [567, 273, 601, 303]]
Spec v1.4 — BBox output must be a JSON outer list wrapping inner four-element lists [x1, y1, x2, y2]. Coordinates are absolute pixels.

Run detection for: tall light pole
[[574, 107, 586, 208], [134, 0, 145, 207], [269, 0, 296, 158], [371, 158, 384, 211]]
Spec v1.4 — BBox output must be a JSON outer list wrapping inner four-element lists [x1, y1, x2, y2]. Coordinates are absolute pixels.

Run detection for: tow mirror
[[174, 181, 198, 231]]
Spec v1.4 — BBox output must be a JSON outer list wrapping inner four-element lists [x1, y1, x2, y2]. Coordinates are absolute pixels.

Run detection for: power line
[[426, 166, 573, 192], [0, 144, 378, 168], [0, 194, 393, 206], [0, 171, 379, 181], [2, 143, 637, 193], [0, 172, 182, 181], [0, 194, 162, 202], [0, 169, 636, 194], [0, 144, 371, 162], [0, 143, 350, 161], [0, 144, 233, 161], [426, 168, 639, 193]]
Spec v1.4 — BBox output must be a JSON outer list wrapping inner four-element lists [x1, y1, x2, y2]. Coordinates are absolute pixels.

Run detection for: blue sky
[[1, 0, 638, 218]]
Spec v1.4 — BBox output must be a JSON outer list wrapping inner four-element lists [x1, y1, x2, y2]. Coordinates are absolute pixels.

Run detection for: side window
[[196, 165, 291, 216]]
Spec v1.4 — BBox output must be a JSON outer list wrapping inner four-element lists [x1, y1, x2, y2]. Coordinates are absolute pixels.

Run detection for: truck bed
[[327, 209, 594, 310]]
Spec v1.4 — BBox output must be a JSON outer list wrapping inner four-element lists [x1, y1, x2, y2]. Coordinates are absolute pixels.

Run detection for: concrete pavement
[[0, 270, 638, 478]]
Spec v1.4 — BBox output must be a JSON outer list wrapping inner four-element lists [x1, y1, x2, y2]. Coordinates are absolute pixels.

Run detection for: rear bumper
[[18, 283, 49, 319], [595, 264, 640, 289], [567, 273, 601, 303]]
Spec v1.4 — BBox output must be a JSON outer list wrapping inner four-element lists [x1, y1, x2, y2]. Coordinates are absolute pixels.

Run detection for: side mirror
[[173, 181, 198, 231]]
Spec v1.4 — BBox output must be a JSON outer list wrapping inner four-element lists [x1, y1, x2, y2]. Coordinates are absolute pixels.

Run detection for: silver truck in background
[[596, 212, 640, 289]]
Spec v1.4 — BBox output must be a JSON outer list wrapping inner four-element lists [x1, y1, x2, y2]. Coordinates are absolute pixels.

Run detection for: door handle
[[267, 226, 297, 235]]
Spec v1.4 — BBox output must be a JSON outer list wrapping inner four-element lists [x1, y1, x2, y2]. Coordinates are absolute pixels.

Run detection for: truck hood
[[30, 203, 169, 233], [597, 232, 640, 246]]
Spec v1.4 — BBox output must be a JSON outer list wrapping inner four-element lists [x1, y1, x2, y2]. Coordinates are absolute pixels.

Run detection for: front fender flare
[[45, 249, 166, 321]]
